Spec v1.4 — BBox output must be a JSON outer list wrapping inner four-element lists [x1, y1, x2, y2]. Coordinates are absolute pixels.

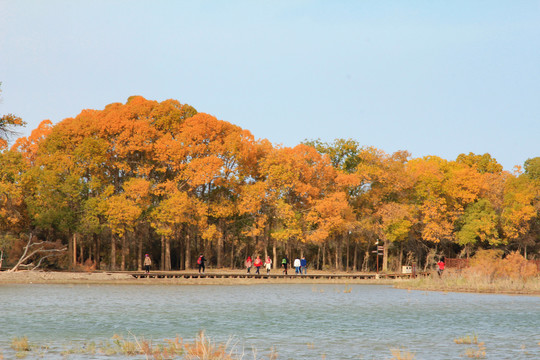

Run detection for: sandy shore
[[0, 270, 134, 284], [0, 269, 397, 285], [2, 270, 538, 296]]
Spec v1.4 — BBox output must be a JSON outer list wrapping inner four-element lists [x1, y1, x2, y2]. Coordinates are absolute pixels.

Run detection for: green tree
[[456, 199, 501, 252], [524, 157, 540, 180]]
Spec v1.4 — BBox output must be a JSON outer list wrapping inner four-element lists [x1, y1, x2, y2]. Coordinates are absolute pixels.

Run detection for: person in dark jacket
[[197, 254, 206, 273], [281, 257, 289, 275]]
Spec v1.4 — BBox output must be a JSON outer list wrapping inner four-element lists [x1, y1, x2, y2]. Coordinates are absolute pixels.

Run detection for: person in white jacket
[[294, 258, 301, 275]]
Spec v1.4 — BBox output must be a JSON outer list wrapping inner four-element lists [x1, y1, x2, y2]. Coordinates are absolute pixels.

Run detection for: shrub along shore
[[395, 271, 540, 296]]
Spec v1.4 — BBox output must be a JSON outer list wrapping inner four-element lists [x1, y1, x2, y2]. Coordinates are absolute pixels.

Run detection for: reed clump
[[465, 250, 538, 281], [390, 348, 415, 359], [454, 334, 478, 345], [183, 331, 235, 360], [454, 333, 486, 358], [60, 331, 237, 359], [397, 250, 540, 294], [11, 337, 30, 352], [10, 336, 32, 359]]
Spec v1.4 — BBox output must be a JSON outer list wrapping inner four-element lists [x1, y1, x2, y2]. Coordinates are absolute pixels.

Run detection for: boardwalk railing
[[130, 272, 422, 280]]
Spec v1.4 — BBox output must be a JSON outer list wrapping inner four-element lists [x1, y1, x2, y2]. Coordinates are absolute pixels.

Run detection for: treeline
[[1, 96, 539, 272]]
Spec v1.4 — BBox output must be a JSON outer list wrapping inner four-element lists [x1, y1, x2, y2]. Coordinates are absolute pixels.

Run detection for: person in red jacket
[[437, 256, 445, 277], [253, 255, 263, 274]]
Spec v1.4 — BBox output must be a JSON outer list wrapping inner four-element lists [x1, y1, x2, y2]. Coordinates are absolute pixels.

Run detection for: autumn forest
[[1, 96, 539, 272]]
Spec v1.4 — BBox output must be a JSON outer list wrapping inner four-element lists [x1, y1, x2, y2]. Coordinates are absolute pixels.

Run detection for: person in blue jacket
[[300, 256, 307, 275]]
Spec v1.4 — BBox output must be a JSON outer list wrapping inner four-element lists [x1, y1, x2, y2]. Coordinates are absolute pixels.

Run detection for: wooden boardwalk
[[130, 272, 419, 280]]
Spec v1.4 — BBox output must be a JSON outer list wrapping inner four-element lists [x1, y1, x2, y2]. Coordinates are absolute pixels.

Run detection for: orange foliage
[[467, 250, 538, 280], [307, 192, 355, 243], [11, 120, 53, 164], [4, 94, 538, 272]]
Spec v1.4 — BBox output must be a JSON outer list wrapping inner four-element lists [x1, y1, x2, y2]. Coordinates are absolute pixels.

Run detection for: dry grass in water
[[390, 348, 415, 359], [11, 337, 30, 352], [59, 331, 244, 359], [454, 334, 479, 345], [454, 334, 486, 358]]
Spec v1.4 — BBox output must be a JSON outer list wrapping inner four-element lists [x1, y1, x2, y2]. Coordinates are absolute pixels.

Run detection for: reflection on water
[[1, 284, 539, 359]]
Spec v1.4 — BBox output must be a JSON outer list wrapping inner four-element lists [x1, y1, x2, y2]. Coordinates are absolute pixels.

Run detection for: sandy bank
[[0, 270, 134, 284], [0, 270, 397, 285]]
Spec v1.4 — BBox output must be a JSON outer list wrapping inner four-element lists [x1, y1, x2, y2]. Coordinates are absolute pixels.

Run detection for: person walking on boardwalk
[[300, 256, 307, 275], [281, 256, 289, 275], [264, 256, 272, 275], [144, 254, 152, 273], [294, 257, 301, 275], [197, 254, 206, 273], [437, 256, 445, 277], [246, 256, 253, 274], [254, 255, 263, 274]]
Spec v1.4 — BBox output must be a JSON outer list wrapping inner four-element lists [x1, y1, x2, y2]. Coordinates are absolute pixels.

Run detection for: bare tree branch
[[31, 250, 67, 270], [8, 233, 67, 272]]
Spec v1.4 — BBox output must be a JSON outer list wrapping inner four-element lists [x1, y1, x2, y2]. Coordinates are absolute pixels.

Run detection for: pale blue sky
[[1, 0, 539, 170]]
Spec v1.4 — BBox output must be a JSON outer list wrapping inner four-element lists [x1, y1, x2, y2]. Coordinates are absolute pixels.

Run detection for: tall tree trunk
[[160, 235, 165, 271], [165, 236, 171, 271], [73, 233, 78, 268], [68, 233, 73, 270], [79, 242, 84, 265], [335, 243, 339, 270], [217, 236, 224, 268], [362, 250, 370, 272], [353, 242, 358, 272], [179, 234, 185, 270], [110, 234, 116, 271], [121, 235, 126, 271], [230, 239, 235, 268], [95, 234, 101, 270], [322, 242, 326, 269], [382, 239, 389, 272], [316, 244, 321, 270], [272, 239, 277, 270], [185, 232, 191, 270], [346, 233, 350, 272], [398, 243, 403, 270], [335, 237, 343, 271], [137, 235, 143, 271]]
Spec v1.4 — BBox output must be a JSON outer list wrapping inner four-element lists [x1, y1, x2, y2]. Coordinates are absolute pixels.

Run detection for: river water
[[0, 284, 539, 359]]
